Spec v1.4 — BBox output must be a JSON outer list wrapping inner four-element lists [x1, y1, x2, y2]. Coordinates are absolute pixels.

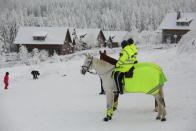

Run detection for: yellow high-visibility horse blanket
[[124, 62, 167, 95]]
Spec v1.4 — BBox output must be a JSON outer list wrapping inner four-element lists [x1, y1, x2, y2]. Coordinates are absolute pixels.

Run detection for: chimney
[[177, 11, 181, 20]]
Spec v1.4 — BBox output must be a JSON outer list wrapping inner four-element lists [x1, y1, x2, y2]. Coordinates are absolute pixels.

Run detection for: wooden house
[[103, 31, 129, 48], [159, 12, 196, 43], [14, 27, 73, 55]]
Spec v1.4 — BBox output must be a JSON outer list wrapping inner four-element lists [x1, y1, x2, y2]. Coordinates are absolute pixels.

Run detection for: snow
[[159, 12, 196, 30], [0, 45, 196, 131], [177, 30, 196, 55]]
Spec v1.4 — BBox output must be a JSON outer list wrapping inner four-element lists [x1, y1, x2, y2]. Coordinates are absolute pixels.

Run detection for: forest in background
[[0, 0, 196, 53]]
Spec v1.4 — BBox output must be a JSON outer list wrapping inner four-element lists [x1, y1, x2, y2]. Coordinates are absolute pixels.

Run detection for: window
[[33, 32, 47, 41], [33, 36, 46, 41]]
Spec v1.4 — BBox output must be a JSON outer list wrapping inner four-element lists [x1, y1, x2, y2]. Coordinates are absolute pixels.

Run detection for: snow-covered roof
[[69, 28, 101, 46], [159, 12, 196, 30], [14, 27, 70, 45], [103, 31, 129, 43], [176, 17, 193, 23]]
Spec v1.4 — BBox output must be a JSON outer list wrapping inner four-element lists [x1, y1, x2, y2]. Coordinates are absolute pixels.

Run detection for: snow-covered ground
[[0, 45, 196, 131]]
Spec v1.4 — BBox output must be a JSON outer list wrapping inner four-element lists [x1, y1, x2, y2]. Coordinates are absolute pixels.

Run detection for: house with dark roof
[[14, 27, 73, 55], [159, 12, 196, 43]]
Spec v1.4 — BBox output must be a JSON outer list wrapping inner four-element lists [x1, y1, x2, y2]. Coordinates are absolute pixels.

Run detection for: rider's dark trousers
[[113, 71, 124, 94]]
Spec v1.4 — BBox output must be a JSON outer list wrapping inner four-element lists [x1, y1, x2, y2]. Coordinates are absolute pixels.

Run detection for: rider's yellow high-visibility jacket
[[130, 43, 138, 63], [114, 45, 135, 72]]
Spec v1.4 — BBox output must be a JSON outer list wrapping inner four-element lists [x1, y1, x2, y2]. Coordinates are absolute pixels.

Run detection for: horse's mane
[[99, 50, 117, 65], [93, 56, 114, 68]]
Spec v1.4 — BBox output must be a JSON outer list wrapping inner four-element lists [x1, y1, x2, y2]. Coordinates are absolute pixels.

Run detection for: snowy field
[[0, 45, 196, 131]]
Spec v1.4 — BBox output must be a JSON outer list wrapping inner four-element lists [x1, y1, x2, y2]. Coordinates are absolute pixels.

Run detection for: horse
[[81, 54, 167, 122]]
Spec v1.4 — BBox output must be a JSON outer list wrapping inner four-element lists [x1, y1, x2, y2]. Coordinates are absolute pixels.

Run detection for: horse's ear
[[99, 51, 102, 54], [104, 50, 106, 54]]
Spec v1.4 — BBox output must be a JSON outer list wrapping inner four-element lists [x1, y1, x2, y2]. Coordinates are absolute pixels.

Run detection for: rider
[[127, 38, 138, 64], [113, 39, 137, 94]]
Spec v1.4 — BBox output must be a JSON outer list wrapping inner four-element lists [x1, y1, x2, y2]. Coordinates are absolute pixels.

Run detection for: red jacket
[[4, 75, 9, 85]]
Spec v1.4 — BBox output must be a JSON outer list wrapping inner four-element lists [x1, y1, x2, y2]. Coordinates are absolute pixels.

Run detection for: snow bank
[[177, 30, 196, 55]]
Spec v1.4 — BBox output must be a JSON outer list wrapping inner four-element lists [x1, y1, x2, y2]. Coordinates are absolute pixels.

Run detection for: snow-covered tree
[[39, 50, 49, 61], [31, 48, 40, 64], [18, 45, 29, 63], [72, 29, 88, 51], [138, 31, 161, 45], [0, 40, 3, 55], [0, 10, 18, 53]]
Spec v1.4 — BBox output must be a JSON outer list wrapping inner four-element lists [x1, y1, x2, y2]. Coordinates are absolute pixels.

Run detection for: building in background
[[14, 27, 73, 55], [159, 12, 196, 43]]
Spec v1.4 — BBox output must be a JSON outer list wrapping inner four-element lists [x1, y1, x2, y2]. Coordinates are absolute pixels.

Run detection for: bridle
[[81, 55, 115, 76], [81, 56, 96, 75]]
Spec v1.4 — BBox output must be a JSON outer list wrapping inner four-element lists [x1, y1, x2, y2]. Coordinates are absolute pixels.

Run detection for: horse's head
[[81, 54, 93, 75]]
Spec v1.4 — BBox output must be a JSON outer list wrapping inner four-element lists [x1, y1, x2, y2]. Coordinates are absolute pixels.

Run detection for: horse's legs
[[154, 86, 167, 121], [154, 99, 158, 112], [159, 86, 166, 121], [103, 92, 114, 121], [99, 77, 105, 95], [113, 94, 119, 111], [154, 95, 162, 120], [154, 98, 165, 112]]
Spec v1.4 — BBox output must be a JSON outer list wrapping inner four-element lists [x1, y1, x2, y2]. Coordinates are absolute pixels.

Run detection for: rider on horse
[[113, 38, 138, 94]]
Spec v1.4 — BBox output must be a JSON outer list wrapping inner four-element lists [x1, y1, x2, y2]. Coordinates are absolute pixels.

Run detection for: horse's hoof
[[99, 92, 105, 95], [103, 117, 109, 121], [161, 118, 166, 122], [103, 116, 112, 122], [156, 116, 161, 120]]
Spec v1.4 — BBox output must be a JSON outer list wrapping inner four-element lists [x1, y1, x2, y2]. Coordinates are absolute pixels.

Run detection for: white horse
[[81, 54, 166, 122]]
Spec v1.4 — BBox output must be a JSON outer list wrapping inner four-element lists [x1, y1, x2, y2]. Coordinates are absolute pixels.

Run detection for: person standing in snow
[[4, 72, 9, 90], [31, 70, 40, 79]]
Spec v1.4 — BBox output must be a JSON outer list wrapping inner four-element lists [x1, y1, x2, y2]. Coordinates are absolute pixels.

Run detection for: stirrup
[[119, 90, 123, 94]]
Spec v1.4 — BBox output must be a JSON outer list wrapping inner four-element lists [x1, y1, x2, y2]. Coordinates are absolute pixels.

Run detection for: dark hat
[[121, 40, 128, 49], [127, 38, 134, 45], [6, 72, 9, 75]]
